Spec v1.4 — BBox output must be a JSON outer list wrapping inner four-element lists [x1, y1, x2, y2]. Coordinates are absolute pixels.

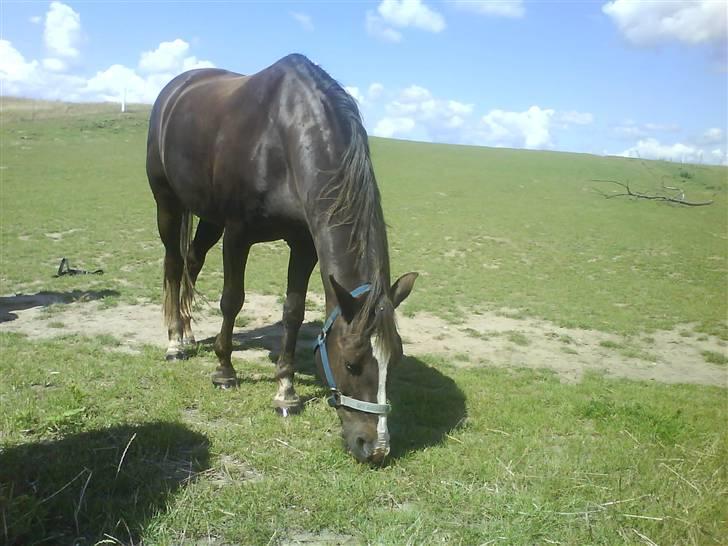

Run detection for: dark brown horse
[[147, 54, 417, 464]]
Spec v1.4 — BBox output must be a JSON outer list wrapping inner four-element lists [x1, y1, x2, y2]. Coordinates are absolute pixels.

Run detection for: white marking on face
[[372, 334, 390, 454]]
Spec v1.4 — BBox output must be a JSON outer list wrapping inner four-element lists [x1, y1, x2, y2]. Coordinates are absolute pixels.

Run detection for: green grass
[[1, 99, 726, 337], [701, 350, 728, 366], [507, 331, 530, 346], [1, 333, 726, 545], [1, 99, 727, 544]]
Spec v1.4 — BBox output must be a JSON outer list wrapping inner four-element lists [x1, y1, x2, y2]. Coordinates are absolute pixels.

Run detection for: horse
[[146, 54, 417, 465]]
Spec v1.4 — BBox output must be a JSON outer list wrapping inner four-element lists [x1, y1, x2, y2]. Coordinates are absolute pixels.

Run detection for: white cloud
[[452, 0, 525, 18], [30, 15, 42, 24], [644, 122, 680, 132], [555, 110, 594, 126], [181, 56, 215, 72], [135, 39, 213, 76], [44, 1, 81, 59], [84, 64, 152, 103], [373, 84, 479, 142], [387, 100, 418, 116], [613, 120, 681, 139], [378, 0, 445, 32], [291, 12, 314, 32], [701, 127, 724, 144], [88, 44, 214, 103], [447, 100, 474, 115], [139, 39, 188, 73], [401, 84, 432, 102], [2, 3, 214, 104], [0, 40, 40, 83], [603, 0, 727, 46], [446, 115, 465, 128], [42, 57, 67, 72], [480, 105, 555, 149], [1, 30, 214, 104], [710, 149, 728, 164], [385, 85, 474, 128], [345, 86, 365, 105], [366, 11, 403, 42], [614, 123, 646, 139], [0, 40, 84, 100], [372, 116, 416, 138], [619, 137, 725, 164], [368, 82, 384, 99]]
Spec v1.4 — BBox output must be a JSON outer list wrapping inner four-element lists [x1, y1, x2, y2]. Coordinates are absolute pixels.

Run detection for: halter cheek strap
[[313, 283, 391, 416]]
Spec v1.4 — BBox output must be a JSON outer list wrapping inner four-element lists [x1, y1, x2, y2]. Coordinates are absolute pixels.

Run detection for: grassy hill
[[1, 98, 726, 545], [2, 98, 726, 336]]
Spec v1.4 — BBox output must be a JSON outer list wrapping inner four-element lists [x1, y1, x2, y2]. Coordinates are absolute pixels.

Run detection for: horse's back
[[146, 55, 343, 235], [147, 68, 253, 214], [147, 67, 246, 163]]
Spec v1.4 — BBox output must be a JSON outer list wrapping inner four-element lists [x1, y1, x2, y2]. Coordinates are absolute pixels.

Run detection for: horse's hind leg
[[212, 222, 250, 388], [274, 237, 318, 415], [154, 193, 186, 361], [181, 220, 224, 348]]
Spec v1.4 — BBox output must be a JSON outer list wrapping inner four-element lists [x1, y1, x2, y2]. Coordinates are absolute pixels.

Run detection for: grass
[[701, 350, 728, 366], [1, 99, 727, 544], [507, 331, 530, 346], [1, 333, 726, 544], [1, 99, 726, 337]]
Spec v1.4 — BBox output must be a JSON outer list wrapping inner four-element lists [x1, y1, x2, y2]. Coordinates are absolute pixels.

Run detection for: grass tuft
[[701, 350, 728, 366]]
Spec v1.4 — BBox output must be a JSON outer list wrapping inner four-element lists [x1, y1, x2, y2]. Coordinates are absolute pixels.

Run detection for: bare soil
[[1, 292, 725, 387]]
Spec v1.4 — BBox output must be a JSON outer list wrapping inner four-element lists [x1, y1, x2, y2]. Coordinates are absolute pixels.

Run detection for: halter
[[313, 283, 391, 415]]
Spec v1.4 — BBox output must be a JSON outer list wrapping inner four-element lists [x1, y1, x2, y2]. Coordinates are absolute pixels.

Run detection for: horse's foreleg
[[182, 220, 224, 348], [274, 237, 318, 415], [212, 223, 250, 388]]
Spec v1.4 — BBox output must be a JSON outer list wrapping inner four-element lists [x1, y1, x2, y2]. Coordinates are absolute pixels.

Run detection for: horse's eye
[[345, 360, 362, 374]]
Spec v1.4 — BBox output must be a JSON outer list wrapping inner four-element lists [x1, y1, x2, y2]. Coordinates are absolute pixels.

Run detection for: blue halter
[[313, 283, 391, 415]]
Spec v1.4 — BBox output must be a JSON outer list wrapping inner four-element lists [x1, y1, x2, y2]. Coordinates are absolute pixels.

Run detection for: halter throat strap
[[313, 283, 391, 416]]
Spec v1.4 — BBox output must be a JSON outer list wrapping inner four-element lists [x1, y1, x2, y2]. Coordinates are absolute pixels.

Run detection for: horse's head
[[315, 272, 418, 465]]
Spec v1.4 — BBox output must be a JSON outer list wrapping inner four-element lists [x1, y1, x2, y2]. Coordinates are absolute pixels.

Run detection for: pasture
[[1, 98, 726, 544]]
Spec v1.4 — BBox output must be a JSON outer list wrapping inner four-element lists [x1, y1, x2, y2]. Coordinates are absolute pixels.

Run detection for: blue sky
[[2, 1, 726, 164]]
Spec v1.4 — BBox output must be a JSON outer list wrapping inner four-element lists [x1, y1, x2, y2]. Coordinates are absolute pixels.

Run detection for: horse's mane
[[299, 57, 398, 350]]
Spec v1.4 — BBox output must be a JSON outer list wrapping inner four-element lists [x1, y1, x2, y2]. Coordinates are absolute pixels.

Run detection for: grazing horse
[[146, 54, 417, 464]]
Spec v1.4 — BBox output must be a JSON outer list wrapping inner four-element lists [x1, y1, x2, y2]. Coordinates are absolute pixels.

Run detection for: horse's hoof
[[274, 405, 303, 417], [211, 375, 238, 389], [273, 398, 303, 417], [165, 351, 187, 361]]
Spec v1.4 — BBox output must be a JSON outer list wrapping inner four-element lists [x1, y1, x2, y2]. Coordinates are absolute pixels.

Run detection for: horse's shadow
[[196, 320, 323, 386], [387, 355, 467, 459], [0, 289, 120, 323], [198, 320, 467, 460], [0, 421, 210, 546]]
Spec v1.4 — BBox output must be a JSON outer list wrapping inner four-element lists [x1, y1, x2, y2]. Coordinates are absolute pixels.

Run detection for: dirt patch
[[1, 292, 725, 387]]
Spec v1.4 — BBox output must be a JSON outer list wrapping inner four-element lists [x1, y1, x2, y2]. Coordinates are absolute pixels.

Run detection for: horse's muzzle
[[348, 432, 390, 465]]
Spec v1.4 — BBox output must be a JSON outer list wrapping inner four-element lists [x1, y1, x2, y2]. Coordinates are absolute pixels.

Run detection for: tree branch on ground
[[592, 179, 713, 207]]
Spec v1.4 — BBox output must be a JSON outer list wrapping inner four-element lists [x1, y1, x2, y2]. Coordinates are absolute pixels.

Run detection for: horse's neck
[[314, 225, 377, 313]]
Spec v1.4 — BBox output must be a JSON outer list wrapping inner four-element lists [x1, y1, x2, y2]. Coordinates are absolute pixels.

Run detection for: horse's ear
[[390, 272, 418, 309], [330, 275, 363, 323]]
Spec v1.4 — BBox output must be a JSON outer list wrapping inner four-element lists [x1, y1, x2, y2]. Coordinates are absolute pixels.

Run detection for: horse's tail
[[163, 209, 195, 326], [179, 210, 195, 324]]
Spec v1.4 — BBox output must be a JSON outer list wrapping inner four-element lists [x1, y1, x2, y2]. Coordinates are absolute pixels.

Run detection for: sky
[[1, 0, 727, 165]]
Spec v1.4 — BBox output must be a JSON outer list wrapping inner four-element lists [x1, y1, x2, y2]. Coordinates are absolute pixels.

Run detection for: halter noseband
[[313, 283, 391, 415]]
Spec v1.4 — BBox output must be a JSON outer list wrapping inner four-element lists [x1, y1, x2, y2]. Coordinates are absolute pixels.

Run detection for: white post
[[121, 87, 126, 113]]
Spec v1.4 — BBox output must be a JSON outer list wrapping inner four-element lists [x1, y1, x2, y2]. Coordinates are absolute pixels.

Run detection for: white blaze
[[372, 334, 390, 453]]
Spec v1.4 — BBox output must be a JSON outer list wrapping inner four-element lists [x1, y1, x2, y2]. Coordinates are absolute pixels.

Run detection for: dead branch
[[592, 179, 713, 207]]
